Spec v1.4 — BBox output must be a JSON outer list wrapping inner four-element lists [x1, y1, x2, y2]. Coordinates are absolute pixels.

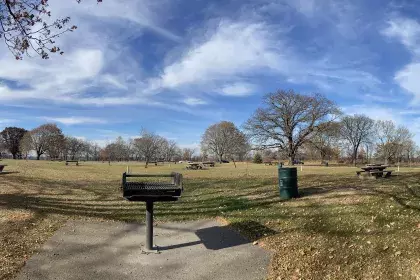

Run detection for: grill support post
[[146, 201, 154, 250]]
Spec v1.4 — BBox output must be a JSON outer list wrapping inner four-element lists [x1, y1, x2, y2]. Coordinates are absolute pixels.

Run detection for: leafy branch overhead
[[0, 0, 102, 60]]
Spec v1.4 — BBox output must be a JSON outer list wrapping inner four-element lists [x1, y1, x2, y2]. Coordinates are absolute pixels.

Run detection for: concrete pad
[[15, 220, 271, 280]]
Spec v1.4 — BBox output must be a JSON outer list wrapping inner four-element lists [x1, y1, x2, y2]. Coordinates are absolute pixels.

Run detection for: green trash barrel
[[278, 167, 299, 199]]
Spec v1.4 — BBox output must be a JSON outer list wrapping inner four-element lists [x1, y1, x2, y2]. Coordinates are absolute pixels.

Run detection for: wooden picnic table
[[361, 165, 388, 171], [202, 161, 215, 167], [186, 162, 204, 170], [66, 160, 79, 166], [357, 165, 393, 179]]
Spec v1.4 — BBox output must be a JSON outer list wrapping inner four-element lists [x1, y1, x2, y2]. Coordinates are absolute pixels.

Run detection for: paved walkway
[[16, 220, 271, 280]]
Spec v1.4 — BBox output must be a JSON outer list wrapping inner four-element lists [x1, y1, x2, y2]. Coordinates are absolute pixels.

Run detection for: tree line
[[1, 89, 417, 166], [243, 90, 417, 166], [0, 125, 197, 167], [200, 90, 417, 166]]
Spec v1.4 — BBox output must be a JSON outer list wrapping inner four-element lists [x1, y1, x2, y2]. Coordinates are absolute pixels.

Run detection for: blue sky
[[2, 0, 420, 148]]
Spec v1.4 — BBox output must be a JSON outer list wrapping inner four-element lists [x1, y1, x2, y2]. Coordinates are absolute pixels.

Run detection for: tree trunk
[[37, 154, 41, 160], [289, 155, 294, 165], [12, 153, 17, 159], [232, 158, 237, 168], [353, 148, 358, 167], [145, 159, 149, 168], [288, 138, 294, 165], [365, 144, 369, 164], [320, 151, 326, 164]]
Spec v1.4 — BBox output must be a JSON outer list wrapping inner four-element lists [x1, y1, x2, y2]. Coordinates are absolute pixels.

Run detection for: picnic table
[[202, 161, 215, 167], [151, 161, 164, 166], [357, 164, 393, 179], [66, 160, 79, 166], [186, 162, 205, 170]]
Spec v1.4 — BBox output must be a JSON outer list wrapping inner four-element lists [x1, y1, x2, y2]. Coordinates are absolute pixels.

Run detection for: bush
[[253, 153, 263, 164]]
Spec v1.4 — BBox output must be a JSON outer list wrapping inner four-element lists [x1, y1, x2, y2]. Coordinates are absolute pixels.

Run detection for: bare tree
[[404, 139, 417, 165], [65, 136, 85, 160], [340, 115, 374, 166], [21, 123, 64, 160], [114, 136, 129, 161], [227, 132, 249, 167], [44, 125, 65, 159], [308, 122, 340, 163], [375, 121, 413, 164], [0, 136, 6, 158], [201, 121, 250, 165], [244, 90, 340, 165], [182, 148, 195, 161], [89, 142, 101, 161], [0, 126, 27, 159], [161, 139, 179, 162], [133, 130, 164, 168], [19, 132, 31, 159]]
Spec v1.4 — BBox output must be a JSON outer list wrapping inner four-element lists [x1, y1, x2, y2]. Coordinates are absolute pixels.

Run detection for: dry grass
[[0, 160, 420, 279]]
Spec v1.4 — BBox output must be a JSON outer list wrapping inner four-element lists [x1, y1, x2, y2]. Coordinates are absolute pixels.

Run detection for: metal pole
[[146, 201, 154, 250]]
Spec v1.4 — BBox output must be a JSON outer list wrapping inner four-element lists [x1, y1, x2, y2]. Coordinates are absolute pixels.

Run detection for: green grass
[[1, 160, 420, 279]]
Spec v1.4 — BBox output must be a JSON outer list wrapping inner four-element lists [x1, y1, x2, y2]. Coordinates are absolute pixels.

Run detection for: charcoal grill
[[121, 172, 183, 250]]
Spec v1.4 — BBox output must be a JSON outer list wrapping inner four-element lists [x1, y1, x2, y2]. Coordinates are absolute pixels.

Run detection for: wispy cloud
[[382, 17, 420, 55], [40, 117, 107, 125], [218, 83, 257, 96], [0, 0, 177, 107], [183, 98, 207, 106], [382, 16, 420, 103], [155, 20, 288, 92]]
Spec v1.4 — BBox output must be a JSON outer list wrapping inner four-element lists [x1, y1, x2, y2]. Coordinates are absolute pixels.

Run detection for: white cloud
[[157, 20, 288, 91], [41, 117, 107, 125], [382, 17, 420, 102], [183, 98, 207, 106], [100, 74, 128, 90], [382, 17, 420, 55], [218, 83, 256, 96], [0, 0, 176, 107], [394, 63, 420, 103]]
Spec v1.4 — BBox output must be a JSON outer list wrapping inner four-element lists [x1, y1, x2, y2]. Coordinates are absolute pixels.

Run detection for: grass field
[[1, 160, 420, 280]]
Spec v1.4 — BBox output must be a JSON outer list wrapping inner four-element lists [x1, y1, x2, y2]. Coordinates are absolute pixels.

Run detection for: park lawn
[[0, 160, 419, 280]]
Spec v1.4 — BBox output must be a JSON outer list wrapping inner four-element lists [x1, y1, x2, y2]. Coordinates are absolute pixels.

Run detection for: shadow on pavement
[[159, 221, 277, 251]]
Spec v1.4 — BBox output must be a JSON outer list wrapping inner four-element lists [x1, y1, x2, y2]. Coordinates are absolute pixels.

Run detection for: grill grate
[[122, 172, 183, 202], [124, 182, 180, 190]]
